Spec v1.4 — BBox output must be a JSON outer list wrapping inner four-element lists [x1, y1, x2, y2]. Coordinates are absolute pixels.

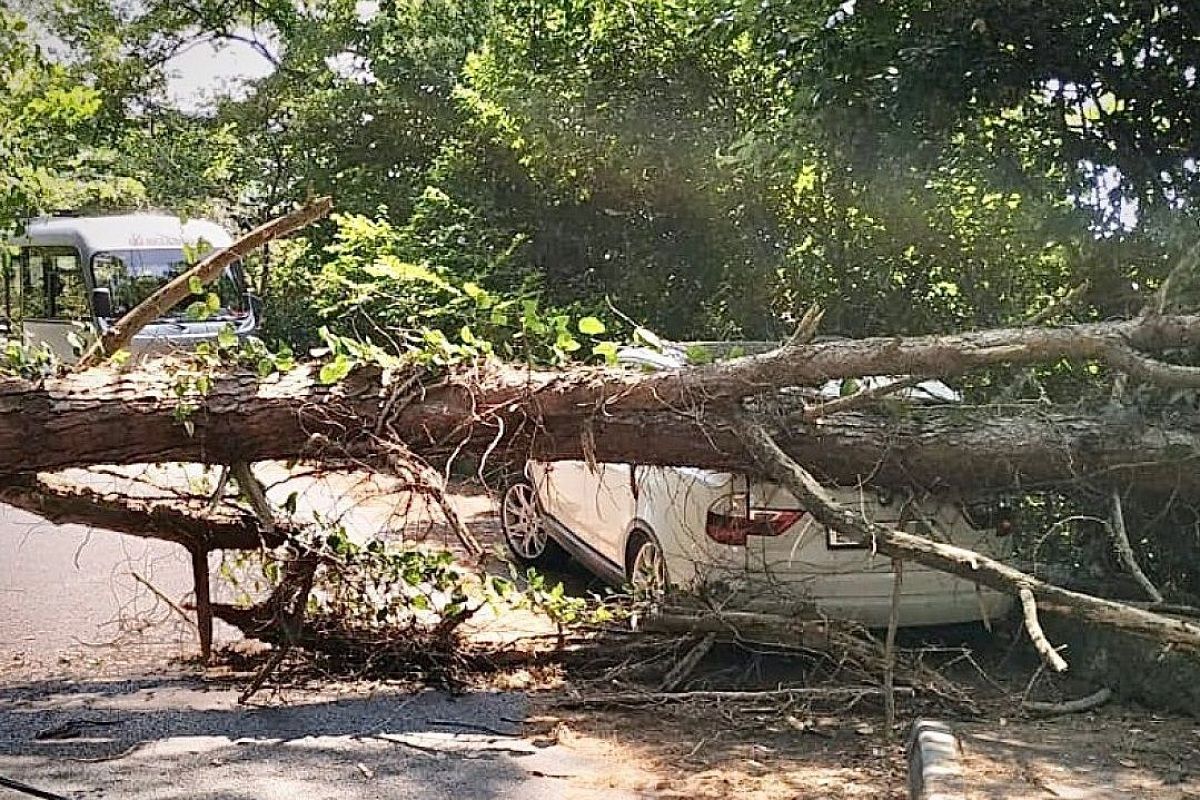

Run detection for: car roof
[[10, 214, 234, 261]]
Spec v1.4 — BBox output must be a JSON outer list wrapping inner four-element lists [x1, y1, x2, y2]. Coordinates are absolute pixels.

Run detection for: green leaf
[[577, 316, 606, 335], [257, 357, 276, 378], [319, 356, 352, 384], [188, 276, 204, 295], [205, 293, 221, 313], [217, 325, 237, 349], [840, 378, 860, 397], [555, 330, 581, 352], [592, 341, 619, 364]]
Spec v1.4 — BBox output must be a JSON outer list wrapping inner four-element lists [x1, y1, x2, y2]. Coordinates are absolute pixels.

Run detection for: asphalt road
[[0, 495, 649, 800], [0, 502, 205, 678]]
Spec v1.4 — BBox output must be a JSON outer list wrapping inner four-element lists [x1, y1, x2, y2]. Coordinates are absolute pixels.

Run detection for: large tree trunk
[[2, 359, 1198, 496], [7, 308, 1200, 666]]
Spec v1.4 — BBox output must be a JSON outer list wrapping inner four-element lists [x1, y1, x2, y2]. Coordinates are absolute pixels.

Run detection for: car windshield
[[90, 249, 246, 321]]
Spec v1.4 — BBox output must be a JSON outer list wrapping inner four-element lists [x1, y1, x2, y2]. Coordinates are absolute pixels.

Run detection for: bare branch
[[801, 375, 924, 422], [1019, 588, 1068, 673], [732, 414, 1200, 654], [1108, 487, 1164, 603], [232, 461, 277, 535], [558, 686, 907, 707], [1023, 687, 1113, 716], [787, 304, 825, 346]]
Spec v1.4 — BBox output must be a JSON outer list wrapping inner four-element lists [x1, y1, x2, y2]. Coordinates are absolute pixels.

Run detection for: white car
[[501, 345, 1015, 627]]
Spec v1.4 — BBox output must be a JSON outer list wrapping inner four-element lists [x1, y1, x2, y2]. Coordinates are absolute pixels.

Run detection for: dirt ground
[[3, 468, 1198, 799]]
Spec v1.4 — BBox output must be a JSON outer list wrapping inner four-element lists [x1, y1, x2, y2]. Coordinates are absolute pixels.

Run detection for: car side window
[[20, 247, 86, 320]]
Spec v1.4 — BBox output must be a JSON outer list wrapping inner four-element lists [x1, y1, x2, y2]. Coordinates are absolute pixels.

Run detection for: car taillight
[[705, 494, 803, 546]]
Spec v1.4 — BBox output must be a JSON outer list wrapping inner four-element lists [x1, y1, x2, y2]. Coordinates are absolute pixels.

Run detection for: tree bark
[[0, 473, 289, 552], [2, 360, 1199, 497]]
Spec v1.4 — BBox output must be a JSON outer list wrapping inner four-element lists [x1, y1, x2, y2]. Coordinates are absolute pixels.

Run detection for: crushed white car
[[501, 344, 1014, 627]]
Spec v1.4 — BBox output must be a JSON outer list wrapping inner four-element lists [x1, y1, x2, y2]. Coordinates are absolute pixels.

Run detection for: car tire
[[625, 529, 669, 598], [500, 480, 566, 568]]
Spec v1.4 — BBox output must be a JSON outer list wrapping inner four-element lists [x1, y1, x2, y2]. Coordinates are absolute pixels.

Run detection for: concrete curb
[[907, 719, 965, 800]]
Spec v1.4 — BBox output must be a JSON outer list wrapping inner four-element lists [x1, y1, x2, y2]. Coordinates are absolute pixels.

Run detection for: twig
[[802, 375, 924, 422], [559, 687, 907, 707], [883, 559, 904, 736], [130, 571, 197, 631], [1107, 487, 1164, 603], [426, 720, 519, 737], [0, 774, 73, 800], [1019, 588, 1068, 673], [1023, 687, 1113, 716], [207, 464, 232, 511], [657, 632, 717, 692]]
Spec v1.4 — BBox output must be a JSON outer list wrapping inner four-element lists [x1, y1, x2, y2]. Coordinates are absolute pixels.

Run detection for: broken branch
[[1023, 687, 1114, 716], [1019, 588, 1068, 673], [77, 197, 333, 368], [559, 686, 908, 707], [732, 414, 1200, 654], [1108, 487, 1164, 603]]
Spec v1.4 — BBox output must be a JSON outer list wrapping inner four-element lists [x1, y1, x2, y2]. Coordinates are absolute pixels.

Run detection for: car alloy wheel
[[501, 482, 549, 561], [629, 535, 667, 597]]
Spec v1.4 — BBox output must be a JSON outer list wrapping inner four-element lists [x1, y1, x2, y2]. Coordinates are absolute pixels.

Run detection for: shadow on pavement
[[0, 678, 635, 800]]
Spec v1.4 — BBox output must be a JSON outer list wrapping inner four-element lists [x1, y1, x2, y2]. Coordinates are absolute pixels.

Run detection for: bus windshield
[[91, 249, 247, 321]]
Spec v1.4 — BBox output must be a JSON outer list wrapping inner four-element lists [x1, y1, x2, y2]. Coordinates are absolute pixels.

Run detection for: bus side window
[[1, 248, 11, 328], [21, 248, 47, 319], [51, 253, 88, 320], [21, 247, 84, 320]]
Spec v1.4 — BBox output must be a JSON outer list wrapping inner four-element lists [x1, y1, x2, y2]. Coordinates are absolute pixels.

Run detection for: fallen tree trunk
[[2, 360, 1199, 496]]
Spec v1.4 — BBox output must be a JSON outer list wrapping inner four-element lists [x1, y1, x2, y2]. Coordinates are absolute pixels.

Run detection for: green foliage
[[161, 326, 296, 433], [0, 337, 59, 380], [222, 524, 612, 637], [0, 6, 144, 233], [315, 213, 620, 365]]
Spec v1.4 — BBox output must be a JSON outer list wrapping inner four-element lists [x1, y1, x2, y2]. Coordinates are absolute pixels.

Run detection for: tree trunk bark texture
[[2, 360, 1198, 497]]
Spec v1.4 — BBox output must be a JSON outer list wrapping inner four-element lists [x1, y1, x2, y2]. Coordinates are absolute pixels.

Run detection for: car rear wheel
[[500, 481, 564, 567], [626, 530, 668, 598]]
